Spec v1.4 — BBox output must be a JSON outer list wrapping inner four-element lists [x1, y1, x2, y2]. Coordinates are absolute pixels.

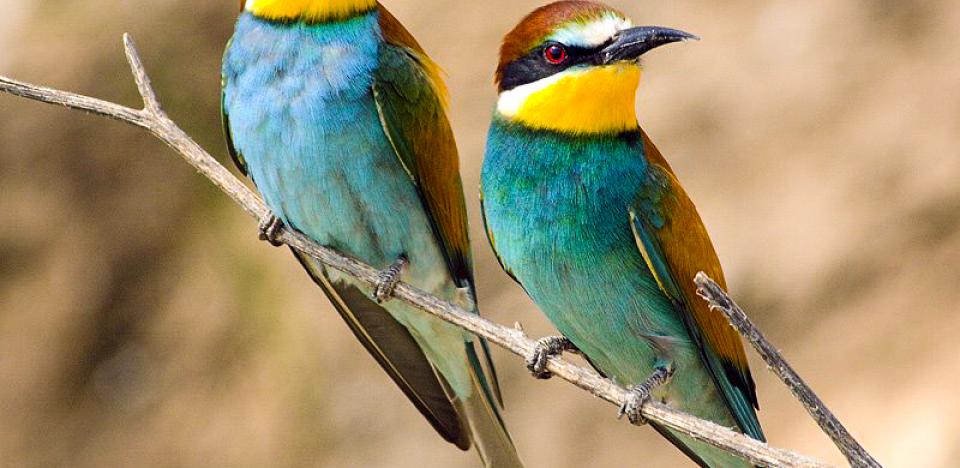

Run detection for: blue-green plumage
[[224, 14, 415, 266], [482, 118, 761, 467], [222, 10, 520, 466]]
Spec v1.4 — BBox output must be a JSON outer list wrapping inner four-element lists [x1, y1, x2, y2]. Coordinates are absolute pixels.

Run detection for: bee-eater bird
[[480, 2, 764, 466], [221, 1, 522, 465]]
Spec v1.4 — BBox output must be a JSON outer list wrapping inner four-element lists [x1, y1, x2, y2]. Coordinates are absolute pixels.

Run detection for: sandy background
[[1, 0, 959, 466]]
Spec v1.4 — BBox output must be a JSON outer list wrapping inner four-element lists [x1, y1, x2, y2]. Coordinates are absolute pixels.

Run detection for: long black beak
[[599, 26, 698, 64]]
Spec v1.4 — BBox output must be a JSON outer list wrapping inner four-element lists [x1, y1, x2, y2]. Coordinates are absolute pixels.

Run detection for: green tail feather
[[458, 341, 523, 468], [292, 250, 468, 447], [293, 251, 522, 465]]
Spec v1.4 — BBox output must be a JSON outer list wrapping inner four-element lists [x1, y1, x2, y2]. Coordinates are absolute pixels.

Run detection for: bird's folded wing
[[629, 160, 764, 441], [373, 6, 473, 289], [479, 190, 523, 288], [374, 6, 503, 407], [221, 90, 248, 176]]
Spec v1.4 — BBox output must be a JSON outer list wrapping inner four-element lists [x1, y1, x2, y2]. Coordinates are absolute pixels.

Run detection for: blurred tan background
[[1, 0, 959, 466]]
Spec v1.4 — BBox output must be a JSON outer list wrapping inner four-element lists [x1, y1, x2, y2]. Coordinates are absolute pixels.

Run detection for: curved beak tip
[[600, 26, 699, 64]]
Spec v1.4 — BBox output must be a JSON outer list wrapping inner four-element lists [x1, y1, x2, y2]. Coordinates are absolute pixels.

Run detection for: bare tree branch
[[0, 34, 842, 468], [695, 273, 881, 468], [123, 35, 162, 114]]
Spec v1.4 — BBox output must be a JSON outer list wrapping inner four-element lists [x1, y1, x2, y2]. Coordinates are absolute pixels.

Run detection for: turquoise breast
[[222, 12, 447, 282], [481, 120, 691, 381]]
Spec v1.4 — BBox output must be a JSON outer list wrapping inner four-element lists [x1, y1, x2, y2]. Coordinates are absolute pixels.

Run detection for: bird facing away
[[480, 2, 764, 466], [221, 1, 521, 465]]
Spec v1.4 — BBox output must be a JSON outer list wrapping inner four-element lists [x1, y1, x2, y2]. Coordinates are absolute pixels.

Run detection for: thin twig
[[695, 273, 881, 468], [0, 34, 836, 468], [123, 35, 161, 114], [0, 75, 148, 126]]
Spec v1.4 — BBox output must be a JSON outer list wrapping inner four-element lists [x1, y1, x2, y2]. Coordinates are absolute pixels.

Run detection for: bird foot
[[618, 365, 674, 425], [373, 256, 407, 303], [258, 214, 284, 247], [526, 336, 578, 379]]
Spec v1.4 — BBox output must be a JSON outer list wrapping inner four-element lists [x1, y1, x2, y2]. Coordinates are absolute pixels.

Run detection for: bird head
[[495, 1, 696, 135]]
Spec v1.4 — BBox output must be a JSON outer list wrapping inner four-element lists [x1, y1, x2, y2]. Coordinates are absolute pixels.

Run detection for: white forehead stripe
[[548, 13, 632, 48]]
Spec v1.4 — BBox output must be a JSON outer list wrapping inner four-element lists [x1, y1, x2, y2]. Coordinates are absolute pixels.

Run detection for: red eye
[[544, 44, 567, 64]]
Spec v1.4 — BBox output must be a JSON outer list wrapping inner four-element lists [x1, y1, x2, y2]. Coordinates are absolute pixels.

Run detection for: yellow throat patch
[[246, 0, 377, 22], [497, 64, 641, 134]]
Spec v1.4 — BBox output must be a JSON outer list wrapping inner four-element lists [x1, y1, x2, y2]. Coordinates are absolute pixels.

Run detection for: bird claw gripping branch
[[526, 336, 578, 379], [258, 214, 284, 247], [373, 256, 407, 303], [618, 365, 675, 425]]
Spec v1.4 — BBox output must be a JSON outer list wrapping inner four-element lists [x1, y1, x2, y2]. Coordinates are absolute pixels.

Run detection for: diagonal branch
[[123, 35, 162, 114], [695, 273, 881, 468], [0, 34, 837, 468]]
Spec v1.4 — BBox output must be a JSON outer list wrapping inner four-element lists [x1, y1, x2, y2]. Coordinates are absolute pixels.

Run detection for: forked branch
[[0, 34, 862, 468], [695, 274, 880, 468]]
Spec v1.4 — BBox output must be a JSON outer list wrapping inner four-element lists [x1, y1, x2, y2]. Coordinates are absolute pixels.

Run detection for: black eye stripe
[[499, 41, 607, 92], [541, 41, 597, 63]]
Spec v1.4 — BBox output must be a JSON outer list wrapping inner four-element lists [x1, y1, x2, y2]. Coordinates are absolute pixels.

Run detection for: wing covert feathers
[[375, 5, 472, 288], [630, 148, 763, 440]]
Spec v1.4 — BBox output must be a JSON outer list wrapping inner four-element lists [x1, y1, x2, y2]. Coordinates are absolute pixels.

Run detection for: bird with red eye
[[543, 43, 567, 64]]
